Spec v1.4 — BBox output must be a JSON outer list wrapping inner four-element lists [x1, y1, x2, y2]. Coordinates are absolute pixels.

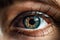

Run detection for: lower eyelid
[[43, 24, 54, 35], [12, 24, 53, 37]]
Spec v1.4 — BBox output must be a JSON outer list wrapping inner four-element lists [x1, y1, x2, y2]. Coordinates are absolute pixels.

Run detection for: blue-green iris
[[23, 16, 40, 29]]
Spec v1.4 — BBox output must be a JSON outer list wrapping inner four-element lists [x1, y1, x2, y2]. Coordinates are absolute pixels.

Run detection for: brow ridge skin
[[0, 0, 59, 8], [14, 0, 57, 5]]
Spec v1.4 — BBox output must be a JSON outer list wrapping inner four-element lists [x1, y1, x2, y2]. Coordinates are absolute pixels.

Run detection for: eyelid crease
[[6, 1, 60, 24], [13, 0, 58, 7]]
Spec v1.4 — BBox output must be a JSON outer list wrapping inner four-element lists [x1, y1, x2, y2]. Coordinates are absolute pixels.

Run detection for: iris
[[23, 15, 40, 29], [12, 11, 50, 30]]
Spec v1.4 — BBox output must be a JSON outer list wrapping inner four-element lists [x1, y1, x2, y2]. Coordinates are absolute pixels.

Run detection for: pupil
[[29, 19, 35, 25]]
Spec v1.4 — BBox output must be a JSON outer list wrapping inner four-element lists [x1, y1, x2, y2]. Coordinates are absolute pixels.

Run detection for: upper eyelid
[[5, 1, 60, 23]]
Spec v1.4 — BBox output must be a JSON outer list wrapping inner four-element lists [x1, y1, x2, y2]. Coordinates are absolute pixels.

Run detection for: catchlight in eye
[[23, 15, 40, 29], [10, 11, 53, 37], [11, 11, 52, 31]]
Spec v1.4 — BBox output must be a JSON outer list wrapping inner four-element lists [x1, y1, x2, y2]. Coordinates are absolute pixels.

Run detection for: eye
[[10, 11, 53, 37], [13, 11, 50, 30]]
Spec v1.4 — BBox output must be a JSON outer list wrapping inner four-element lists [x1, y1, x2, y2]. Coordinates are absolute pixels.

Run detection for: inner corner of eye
[[11, 11, 52, 30]]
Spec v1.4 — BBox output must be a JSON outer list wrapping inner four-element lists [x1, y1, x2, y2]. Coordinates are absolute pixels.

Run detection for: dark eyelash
[[7, 2, 60, 27], [9, 11, 53, 37], [9, 10, 54, 27], [9, 10, 39, 26], [10, 10, 52, 27]]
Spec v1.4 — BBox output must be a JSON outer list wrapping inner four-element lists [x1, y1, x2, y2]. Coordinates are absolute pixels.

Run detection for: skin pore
[[0, 0, 60, 40]]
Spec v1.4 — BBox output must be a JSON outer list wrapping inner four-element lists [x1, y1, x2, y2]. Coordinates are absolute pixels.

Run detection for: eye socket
[[10, 11, 53, 37]]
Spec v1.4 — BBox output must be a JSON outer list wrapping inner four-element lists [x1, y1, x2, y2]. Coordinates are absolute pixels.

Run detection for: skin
[[0, 0, 60, 40]]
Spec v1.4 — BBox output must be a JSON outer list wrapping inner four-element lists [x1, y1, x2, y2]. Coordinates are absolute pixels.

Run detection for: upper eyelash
[[9, 10, 53, 36], [5, 2, 60, 26]]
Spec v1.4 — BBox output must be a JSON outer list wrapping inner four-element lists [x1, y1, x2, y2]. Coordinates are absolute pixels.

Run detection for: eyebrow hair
[[0, 0, 57, 8]]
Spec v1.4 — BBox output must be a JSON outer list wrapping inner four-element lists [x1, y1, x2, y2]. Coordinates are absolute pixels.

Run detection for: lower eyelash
[[10, 24, 53, 37], [7, 23, 54, 37]]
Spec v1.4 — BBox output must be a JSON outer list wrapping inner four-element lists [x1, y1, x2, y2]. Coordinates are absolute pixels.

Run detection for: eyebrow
[[0, 0, 58, 8]]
